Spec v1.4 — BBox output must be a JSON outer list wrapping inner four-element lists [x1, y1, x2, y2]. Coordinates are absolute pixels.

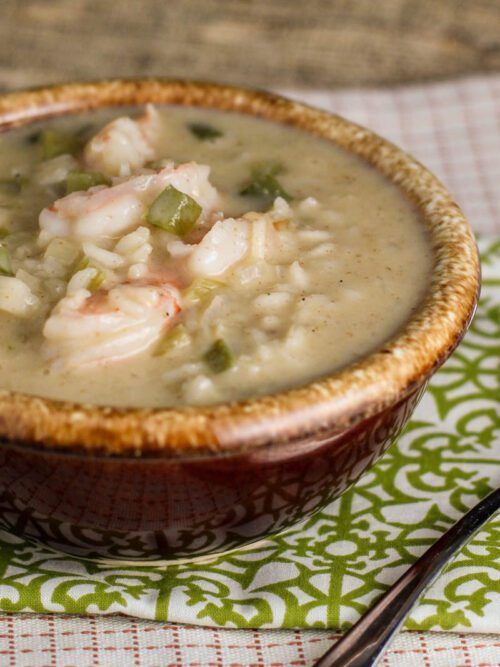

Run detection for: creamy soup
[[0, 106, 432, 406]]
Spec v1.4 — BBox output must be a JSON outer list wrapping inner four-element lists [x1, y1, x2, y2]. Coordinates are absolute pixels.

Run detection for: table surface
[[0, 70, 499, 666], [1, 614, 500, 667]]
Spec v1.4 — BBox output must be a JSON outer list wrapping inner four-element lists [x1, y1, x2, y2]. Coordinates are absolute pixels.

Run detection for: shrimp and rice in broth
[[0, 105, 431, 406]]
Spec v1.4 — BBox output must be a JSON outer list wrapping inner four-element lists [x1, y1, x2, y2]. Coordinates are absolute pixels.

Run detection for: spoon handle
[[314, 487, 500, 667]]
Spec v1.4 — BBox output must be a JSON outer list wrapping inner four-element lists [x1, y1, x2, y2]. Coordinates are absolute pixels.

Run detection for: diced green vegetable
[[183, 277, 225, 305], [145, 185, 202, 236], [0, 174, 28, 195], [239, 173, 290, 200], [40, 129, 82, 160], [71, 256, 107, 289], [153, 324, 190, 357], [72, 255, 90, 274], [0, 246, 13, 276], [251, 160, 284, 178], [66, 170, 110, 194], [203, 339, 233, 374], [239, 162, 291, 201], [0, 228, 10, 240], [188, 122, 223, 141], [88, 269, 106, 292]]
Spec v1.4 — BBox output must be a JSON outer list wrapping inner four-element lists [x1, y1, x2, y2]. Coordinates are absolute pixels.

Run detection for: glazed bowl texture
[[0, 80, 479, 562]]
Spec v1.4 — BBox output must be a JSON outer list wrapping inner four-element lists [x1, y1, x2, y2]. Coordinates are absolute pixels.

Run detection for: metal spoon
[[313, 487, 500, 667]]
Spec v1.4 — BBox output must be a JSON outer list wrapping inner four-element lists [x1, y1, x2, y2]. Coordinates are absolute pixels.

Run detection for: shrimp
[[188, 218, 250, 277], [83, 104, 161, 177], [187, 198, 294, 277], [43, 280, 181, 367], [39, 162, 219, 244]]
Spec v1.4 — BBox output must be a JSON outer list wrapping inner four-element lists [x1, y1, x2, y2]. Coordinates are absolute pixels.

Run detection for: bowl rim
[[0, 78, 480, 457]]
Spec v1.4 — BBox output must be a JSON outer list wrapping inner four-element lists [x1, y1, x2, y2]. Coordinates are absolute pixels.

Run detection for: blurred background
[[1, 0, 499, 91]]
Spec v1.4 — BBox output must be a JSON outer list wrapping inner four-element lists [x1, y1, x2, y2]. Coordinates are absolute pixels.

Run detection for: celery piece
[[40, 129, 82, 160], [183, 277, 225, 305], [66, 170, 110, 194], [153, 324, 190, 357], [146, 185, 202, 236], [203, 339, 233, 374], [188, 122, 223, 141], [72, 255, 90, 274], [239, 162, 291, 200], [251, 160, 284, 178], [0, 246, 13, 276], [88, 269, 106, 293]]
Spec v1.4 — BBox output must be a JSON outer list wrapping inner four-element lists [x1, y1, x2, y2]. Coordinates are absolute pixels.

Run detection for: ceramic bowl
[[0, 80, 480, 562]]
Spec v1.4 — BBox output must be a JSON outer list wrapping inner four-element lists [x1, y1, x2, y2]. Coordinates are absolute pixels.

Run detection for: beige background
[[1, 0, 499, 91]]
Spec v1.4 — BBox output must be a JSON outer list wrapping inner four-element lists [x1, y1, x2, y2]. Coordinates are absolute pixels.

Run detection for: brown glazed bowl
[[0, 80, 479, 562]]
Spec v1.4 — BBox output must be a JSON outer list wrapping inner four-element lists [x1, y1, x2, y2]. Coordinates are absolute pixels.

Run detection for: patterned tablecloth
[[0, 74, 499, 665]]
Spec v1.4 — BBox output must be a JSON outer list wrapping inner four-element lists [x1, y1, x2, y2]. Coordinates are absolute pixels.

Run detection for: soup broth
[[0, 106, 432, 406]]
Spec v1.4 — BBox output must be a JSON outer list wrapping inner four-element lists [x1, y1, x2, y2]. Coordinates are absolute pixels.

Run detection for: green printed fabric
[[0, 238, 498, 632]]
